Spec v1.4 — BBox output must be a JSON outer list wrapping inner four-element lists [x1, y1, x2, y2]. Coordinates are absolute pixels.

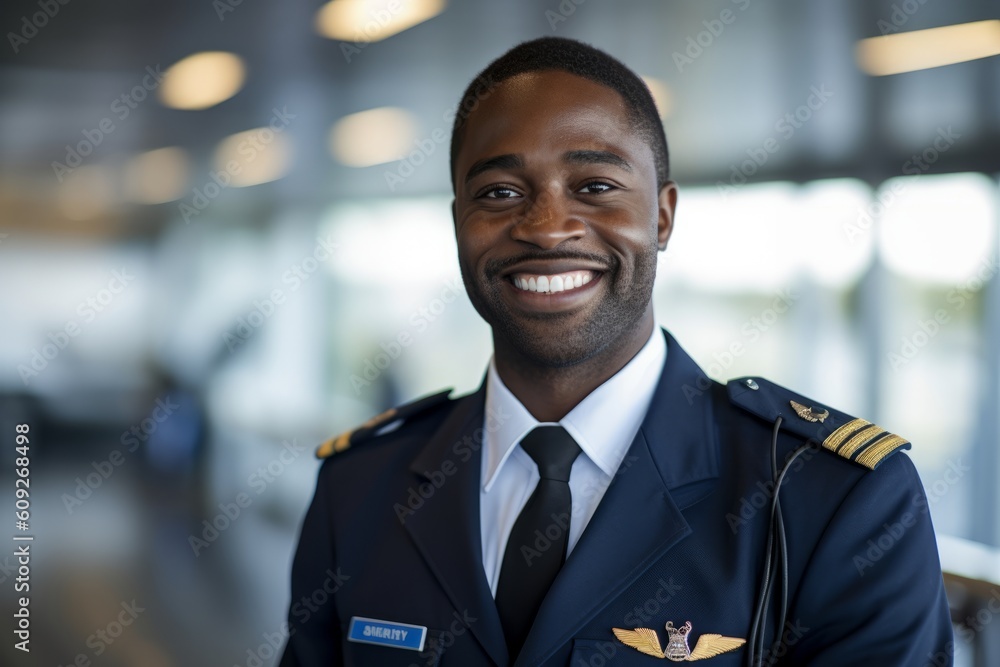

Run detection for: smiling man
[[280, 38, 953, 667]]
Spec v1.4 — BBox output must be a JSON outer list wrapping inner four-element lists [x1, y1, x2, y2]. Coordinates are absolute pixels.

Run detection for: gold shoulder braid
[[821, 419, 911, 470], [315, 389, 453, 459], [728, 377, 911, 471]]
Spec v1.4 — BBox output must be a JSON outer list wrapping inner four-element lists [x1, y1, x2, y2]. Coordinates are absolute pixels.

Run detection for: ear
[[656, 180, 678, 251]]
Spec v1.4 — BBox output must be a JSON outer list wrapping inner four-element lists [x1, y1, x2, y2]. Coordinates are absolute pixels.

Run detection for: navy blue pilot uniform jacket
[[279, 329, 953, 666]]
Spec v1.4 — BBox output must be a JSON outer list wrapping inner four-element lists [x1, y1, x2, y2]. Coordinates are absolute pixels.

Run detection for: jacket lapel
[[514, 330, 721, 666], [401, 383, 509, 667]]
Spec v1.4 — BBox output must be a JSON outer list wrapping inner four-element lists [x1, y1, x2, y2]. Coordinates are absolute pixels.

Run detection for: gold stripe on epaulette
[[856, 433, 910, 469], [838, 425, 885, 459], [315, 436, 335, 459], [362, 407, 397, 429], [822, 418, 872, 453], [315, 430, 353, 459], [315, 406, 400, 459]]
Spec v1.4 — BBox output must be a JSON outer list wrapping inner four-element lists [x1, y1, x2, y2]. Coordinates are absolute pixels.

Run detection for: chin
[[494, 316, 615, 370]]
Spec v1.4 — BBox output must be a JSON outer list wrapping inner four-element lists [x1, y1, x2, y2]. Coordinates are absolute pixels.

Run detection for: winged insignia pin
[[789, 400, 829, 423], [613, 621, 745, 662]]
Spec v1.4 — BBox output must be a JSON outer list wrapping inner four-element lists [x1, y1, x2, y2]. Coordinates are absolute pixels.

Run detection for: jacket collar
[[403, 329, 720, 666], [403, 381, 509, 666], [515, 328, 720, 665]]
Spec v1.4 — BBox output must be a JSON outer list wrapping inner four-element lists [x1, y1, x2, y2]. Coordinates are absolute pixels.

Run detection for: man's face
[[452, 69, 676, 368]]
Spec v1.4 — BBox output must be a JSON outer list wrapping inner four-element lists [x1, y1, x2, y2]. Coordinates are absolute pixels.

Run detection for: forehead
[[457, 69, 648, 170]]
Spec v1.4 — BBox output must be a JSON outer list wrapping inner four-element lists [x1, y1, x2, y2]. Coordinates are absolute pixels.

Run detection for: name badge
[[347, 616, 427, 652]]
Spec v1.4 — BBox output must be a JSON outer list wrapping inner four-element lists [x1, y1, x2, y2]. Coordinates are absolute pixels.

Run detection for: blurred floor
[[0, 431, 311, 667]]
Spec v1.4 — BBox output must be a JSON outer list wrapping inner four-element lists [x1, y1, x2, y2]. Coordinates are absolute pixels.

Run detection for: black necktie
[[495, 425, 582, 660]]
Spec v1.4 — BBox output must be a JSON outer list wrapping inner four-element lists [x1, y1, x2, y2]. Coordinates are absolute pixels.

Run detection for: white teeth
[[510, 270, 597, 294]]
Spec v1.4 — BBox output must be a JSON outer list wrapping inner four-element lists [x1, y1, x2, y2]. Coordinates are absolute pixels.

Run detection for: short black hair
[[449, 36, 670, 193]]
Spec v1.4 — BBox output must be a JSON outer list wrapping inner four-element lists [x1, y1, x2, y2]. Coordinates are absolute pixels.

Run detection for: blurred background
[[1, 0, 999, 665]]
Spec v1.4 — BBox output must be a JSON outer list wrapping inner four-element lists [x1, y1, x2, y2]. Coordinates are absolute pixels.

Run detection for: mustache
[[484, 250, 618, 279]]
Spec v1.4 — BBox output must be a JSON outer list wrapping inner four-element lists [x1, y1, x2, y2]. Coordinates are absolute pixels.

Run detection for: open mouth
[[508, 269, 601, 294]]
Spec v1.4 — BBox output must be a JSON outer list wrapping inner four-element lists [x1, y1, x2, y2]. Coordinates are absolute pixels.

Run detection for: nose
[[509, 186, 586, 250]]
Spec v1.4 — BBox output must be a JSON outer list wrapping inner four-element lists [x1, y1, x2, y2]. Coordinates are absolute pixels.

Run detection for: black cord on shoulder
[[746, 417, 782, 667], [766, 416, 786, 667], [747, 418, 814, 667], [765, 439, 818, 665]]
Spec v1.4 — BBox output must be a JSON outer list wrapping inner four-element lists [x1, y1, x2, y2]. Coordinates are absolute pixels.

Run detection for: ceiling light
[[329, 107, 418, 168], [159, 51, 246, 110], [856, 20, 1000, 76], [641, 76, 672, 118], [125, 147, 190, 204], [316, 0, 445, 42], [213, 128, 292, 187], [57, 165, 115, 221]]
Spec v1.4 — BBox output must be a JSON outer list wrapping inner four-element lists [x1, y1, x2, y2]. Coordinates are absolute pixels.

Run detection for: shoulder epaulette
[[727, 376, 910, 470], [315, 389, 453, 459]]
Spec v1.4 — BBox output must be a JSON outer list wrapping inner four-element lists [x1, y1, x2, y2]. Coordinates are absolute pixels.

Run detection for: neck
[[493, 313, 656, 422]]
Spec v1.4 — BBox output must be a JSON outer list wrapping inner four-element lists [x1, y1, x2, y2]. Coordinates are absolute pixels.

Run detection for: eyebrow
[[464, 154, 523, 184], [563, 149, 633, 173], [463, 149, 633, 185]]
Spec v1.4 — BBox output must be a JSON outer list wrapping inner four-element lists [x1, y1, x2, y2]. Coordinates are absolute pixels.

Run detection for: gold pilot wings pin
[[613, 621, 745, 661], [789, 399, 828, 423]]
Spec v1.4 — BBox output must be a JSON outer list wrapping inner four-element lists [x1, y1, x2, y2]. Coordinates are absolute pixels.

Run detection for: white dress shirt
[[480, 327, 667, 596]]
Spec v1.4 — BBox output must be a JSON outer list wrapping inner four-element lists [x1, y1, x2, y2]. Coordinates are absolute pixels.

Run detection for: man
[[279, 37, 953, 666]]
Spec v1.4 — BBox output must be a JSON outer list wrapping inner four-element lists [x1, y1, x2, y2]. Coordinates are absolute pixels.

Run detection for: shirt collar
[[482, 327, 667, 491]]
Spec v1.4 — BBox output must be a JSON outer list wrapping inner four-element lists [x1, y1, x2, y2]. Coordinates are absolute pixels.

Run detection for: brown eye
[[579, 181, 614, 194], [482, 186, 521, 199]]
